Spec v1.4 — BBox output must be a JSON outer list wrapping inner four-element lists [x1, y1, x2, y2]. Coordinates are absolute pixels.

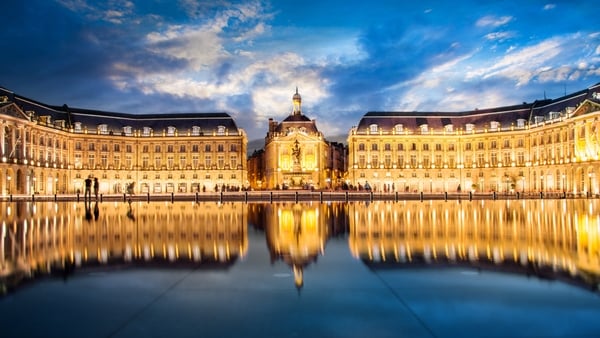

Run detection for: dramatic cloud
[[0, 0, 599, 141]]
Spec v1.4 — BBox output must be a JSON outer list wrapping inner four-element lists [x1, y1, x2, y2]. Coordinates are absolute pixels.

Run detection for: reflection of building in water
[[263, 203, 331, 289], [0, 201, 247, 283], [348, 200, 600, 287]]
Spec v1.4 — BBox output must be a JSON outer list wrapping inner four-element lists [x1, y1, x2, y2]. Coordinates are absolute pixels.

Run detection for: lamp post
[[7, 175, 11, 195], [562, 174, 566, 193]]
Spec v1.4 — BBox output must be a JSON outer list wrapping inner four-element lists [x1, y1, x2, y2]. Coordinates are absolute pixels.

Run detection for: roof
[[0, 87, 241, 135], [355, 82, 600, 133]]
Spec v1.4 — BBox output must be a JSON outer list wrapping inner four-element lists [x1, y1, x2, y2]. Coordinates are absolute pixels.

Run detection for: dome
[[293, 87, 301, 101]]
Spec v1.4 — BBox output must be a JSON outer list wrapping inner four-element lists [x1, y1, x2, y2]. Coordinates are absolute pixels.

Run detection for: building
[[347, 83, 600, 195], [260, 88, 343, 190], [0, 88, 247, 195]]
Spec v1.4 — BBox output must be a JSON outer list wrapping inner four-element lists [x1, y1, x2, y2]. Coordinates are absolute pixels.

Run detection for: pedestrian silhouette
[[84, 176, 92, 201], [93, 177, 99, 200]]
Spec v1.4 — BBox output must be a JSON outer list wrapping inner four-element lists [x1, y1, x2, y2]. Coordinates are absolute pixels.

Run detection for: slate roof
[[355, 82, 600, 133], [0, 87, 241, 135]]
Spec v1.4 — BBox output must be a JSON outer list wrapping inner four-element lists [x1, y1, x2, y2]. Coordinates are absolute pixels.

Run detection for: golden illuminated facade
[[0, 201, 248, 279], [348, 200, 600, 284], [0, 88, 247, 195], [262, 89, 331, 190], [347, 84, 600, 195]]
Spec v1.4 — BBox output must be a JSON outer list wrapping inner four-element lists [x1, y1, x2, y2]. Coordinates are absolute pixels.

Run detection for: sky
[[1, 0, 599, 141]]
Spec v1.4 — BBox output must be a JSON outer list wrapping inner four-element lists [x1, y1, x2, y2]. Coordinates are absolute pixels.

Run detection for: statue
[[291, 139, 301, 164]]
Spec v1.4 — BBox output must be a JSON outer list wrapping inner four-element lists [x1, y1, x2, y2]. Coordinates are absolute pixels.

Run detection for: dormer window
[[54, 120, 66, 129], [394, 124, 403, 133], [444, 124, 453, 132], [534, 116, 544, 124], [490, 121, 500, 131], [143, 127, 152, 137], [74, 122, 83, 133], [98, 124, 109, 135], [549, 111, 559, 120], [420, 124, 428, 133], [369, 124, 378, 134], [167, 126, 176, 136], [465, 123, 474, 132], [217, 125, 226, 135], [517, 119, 526, 128], [123, 126, 132, 136], [192, 126, 201, 136]]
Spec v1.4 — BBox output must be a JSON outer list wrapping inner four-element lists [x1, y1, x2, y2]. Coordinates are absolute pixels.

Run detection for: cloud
[[476, 15, 513, 28], [543, 4, 556, 10], [57, 0, 135, 24], [484, 31, 514, 41]]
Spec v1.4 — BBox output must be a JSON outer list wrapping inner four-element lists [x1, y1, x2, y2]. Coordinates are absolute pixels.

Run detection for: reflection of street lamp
[[588, 173, 592, 196], [562, 174, 566, 192], [7, 175, 11, 194]]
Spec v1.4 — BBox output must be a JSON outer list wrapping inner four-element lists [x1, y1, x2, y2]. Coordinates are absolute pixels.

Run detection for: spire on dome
[[292, 87, 302, 115]]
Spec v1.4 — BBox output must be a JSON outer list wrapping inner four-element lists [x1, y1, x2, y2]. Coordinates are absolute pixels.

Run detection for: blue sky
[[1, 0, 599, 140]]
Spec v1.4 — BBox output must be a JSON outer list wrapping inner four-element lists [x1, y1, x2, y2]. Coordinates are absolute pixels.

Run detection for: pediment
[[0, 102, 31, 121], [571, 99, 600, 118]]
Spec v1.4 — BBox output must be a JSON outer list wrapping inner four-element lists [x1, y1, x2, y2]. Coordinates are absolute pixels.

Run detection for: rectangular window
[[371, 155, 379, 168], [88, 154, 95, 169], [154, 156, 161, 168], [230, 155, 238, 169], [179, 155, 186, 169], [465, 143, 472, 151], [167, 145, 174, 153], [125, 155, 132, 169], [503, 152, 511, 166], [167, 155, 174, 169], [114, 155, 120, 169], [155, 145, 161, 153], [205, 155, 212, 168], [192, 155, 199, 169], [142, 155, 149, 169], [101, 154, 108, 169], [114, 144, 120, 152], [74, 153, 82, 169]]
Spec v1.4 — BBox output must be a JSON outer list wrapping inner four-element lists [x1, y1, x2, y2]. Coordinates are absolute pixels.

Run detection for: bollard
[[100, 193, 103, 203], [195, 192, 199, 203], [31, 194, 34, 202], [420, 191, 423, 202], [295, 191, 298, 203], [147, 192, 150, 203], [77, 192, 80, 202], [395, 191, 398, 202], [540, 191, 543, 199], [320, 191, 323, 203], [469, 191, 472, 201], [54, 194, 57, 202], [444, 192, 448, 201], [9, 194, 13, 202], [123, 193, 126, 202], [270, 191, 273, 203], [244, 191, 248, 203], [493, 191, 497, 200], [171, 192, 174, 203], [370, 191, 374, 202], [345, 191, 348, 203]]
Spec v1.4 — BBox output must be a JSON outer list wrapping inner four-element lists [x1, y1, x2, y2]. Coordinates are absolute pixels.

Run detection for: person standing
[[93, 177, 99, 200], [84, 176, 92, 201]]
